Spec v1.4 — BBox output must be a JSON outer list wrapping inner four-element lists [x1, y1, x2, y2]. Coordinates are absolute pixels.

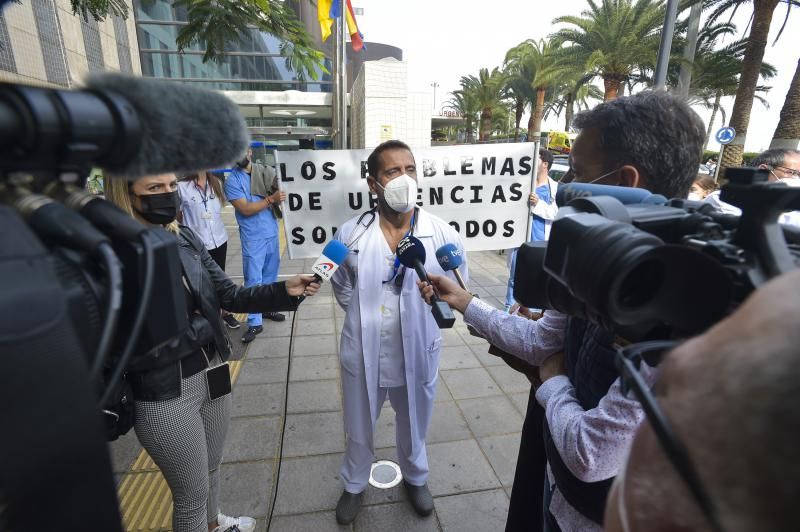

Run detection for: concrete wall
[[0, 0, 140, 88], [349, 58, 431, 150]]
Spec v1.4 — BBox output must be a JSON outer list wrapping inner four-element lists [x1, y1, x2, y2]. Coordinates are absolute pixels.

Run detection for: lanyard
[[384, 210, 417, 285], [194, 180, 212, 211]]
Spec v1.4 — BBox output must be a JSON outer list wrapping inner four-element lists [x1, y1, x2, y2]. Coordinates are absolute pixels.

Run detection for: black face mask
[[134, 191, 180, 225], [238, 157, 250, 169]]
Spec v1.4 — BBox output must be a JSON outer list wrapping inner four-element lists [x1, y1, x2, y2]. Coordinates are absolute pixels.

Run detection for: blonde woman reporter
[[104, 173, 319, 532]]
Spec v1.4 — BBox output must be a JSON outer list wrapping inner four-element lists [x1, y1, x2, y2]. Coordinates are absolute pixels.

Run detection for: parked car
[[549, 162, 570, 181]]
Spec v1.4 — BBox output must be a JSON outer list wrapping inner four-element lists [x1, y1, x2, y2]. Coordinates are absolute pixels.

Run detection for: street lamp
[[430, 82, 439, 111]]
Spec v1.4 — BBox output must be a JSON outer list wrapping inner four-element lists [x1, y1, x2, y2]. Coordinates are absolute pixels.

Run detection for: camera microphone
[[556, 183, 667, 207], [397, 236, 455, 328], [435, 243, 468, 291], [0, 73, 249, 177]]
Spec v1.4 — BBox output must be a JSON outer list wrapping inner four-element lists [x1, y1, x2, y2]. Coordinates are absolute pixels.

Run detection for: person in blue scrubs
[[505, 149, 559, 311], [224, 152, 287, 343]]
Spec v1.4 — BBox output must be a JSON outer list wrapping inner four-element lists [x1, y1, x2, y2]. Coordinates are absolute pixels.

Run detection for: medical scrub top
[[224, 168, 279, 241], [531, 182, 553, 241]]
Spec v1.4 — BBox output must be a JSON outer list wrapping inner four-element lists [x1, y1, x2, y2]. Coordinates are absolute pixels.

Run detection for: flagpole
[[339, 0, 348, 149], [332, 5, 342, 149]]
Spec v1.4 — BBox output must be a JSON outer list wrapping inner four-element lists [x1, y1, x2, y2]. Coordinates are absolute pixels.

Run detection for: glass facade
[[134, 0, 332, 92]]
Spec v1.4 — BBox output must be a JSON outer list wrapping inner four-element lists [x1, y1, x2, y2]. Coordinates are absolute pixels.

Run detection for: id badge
[[201, 211, 213, 220], [205, 362, 232, 400]]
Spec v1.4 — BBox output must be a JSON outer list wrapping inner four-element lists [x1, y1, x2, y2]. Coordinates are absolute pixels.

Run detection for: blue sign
[[716, 127, 736, 145]]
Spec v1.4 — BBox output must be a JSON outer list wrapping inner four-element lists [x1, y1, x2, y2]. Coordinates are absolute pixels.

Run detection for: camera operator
[[419, 90, 706, 531], [605, 269, 800, 532], [104, 173, 320, 532]]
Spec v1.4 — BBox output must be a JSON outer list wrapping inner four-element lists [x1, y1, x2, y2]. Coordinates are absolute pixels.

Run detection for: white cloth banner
[[275, 143, 537, 259]]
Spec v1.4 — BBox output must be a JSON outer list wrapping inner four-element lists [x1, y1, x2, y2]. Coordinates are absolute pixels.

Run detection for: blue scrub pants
[[241, 235, 280, 327]]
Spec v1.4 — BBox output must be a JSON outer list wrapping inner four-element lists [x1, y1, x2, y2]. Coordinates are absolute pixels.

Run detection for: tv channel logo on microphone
[[311, 258, 339, 281]]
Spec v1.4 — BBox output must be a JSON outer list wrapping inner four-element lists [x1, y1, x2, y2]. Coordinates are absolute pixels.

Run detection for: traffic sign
[[716, 127, 736, 145]]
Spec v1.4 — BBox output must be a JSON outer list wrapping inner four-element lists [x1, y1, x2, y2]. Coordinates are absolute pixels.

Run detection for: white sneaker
[[213, 513, 256, 532]]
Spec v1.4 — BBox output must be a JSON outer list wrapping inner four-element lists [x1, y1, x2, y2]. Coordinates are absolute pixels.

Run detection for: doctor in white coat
[[330, 140, 467, 525]]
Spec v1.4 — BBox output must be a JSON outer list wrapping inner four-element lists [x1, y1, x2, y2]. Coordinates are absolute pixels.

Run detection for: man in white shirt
[[330, 140, 467, 525]]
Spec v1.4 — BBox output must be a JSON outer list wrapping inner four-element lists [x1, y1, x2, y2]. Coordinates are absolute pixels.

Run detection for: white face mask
[[687, 192, 702, 201], [375, 174, 418, 213], [779, 177, 800, 187]]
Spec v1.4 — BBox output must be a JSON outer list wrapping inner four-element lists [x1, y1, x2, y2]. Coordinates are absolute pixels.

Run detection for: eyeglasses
[[774, 165, 800, 178], [615, 341, 725, 532]]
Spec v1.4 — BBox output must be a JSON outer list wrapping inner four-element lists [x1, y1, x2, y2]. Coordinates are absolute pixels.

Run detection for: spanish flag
[[345, 0, 365, 52], [319, 0, 364, 52]]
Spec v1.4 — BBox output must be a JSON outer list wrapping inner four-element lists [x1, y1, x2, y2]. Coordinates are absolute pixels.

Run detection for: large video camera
[[514, 168, 800, 341], [0, 75, 247, 532]]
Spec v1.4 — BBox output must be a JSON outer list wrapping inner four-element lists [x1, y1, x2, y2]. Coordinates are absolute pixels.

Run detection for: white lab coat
[[331, 209, 468, 458]]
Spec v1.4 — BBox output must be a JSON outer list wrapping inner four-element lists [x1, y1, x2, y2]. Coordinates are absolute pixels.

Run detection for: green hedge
[[702, 150, 761, 165]]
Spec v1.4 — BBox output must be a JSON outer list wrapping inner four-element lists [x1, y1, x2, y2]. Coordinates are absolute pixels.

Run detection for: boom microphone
[[0, 73, 249, 177], [435, 243, 467, 291], [311, 240, 349, 282], [397, 236, 455, 328]]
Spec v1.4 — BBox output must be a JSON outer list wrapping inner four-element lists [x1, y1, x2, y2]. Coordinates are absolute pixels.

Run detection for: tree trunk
[[603, 77, 620, 101], [771, 57, 800, 149], [514, 98, 524, 142], [527, 112, 535, 142], [720, 0, 779, 171], [480, 109, 492, 141], [704, 91, 722, 152], [531, 88, 546, 138], [565, 92, 575, 131]]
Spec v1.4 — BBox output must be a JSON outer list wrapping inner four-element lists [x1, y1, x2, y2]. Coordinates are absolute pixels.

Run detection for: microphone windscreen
[[310, 240, 350, 281], [435, 243, 463, 271], [86, 73, 249, 178], [556, 183, 667, 207], [396, 235, 426, 268]]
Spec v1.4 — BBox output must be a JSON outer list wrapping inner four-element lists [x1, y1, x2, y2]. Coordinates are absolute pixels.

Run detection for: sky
[[354, 0, 799, 153]]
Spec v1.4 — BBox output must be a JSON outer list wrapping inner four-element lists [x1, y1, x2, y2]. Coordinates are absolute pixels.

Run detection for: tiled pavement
[[110, 208, 530, 531]]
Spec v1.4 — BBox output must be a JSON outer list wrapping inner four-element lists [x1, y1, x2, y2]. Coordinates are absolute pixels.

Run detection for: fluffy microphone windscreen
[[435, 243, 463, 271], [87, 73, 249, 178], [396, 235, 426, 267]]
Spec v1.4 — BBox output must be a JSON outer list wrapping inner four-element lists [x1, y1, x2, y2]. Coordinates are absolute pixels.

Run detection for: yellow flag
[[318, 0, 334, 42]]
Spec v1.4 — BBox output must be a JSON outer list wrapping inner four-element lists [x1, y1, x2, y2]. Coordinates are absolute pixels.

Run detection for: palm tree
[[460, 68, 507, 141], [504, 38, 565, 139], [551, 0, 666, 100], [771, 57, 800, 149], [445, 88, 479, 143], [698, 0, 799, 169], [684, 23, 776, 151], [554, 73, 602, 131], [69, 0, 326, 80]]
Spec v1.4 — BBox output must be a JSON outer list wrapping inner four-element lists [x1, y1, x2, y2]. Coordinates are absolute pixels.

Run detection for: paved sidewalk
[[110, 209, 529, 531]]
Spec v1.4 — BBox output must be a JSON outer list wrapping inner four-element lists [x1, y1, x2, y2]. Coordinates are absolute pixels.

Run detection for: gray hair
[[750, 148, 800, 169]]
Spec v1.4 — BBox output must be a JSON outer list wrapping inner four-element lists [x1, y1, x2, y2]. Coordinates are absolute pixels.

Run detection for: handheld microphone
[[556, 183, 667, 207], [311, 240, 349, 282], [397, 236, 456, 328], [435, 243, 467, 291]]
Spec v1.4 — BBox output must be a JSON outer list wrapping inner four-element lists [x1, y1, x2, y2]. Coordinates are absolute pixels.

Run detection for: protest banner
[[275, 143, 537, 258]]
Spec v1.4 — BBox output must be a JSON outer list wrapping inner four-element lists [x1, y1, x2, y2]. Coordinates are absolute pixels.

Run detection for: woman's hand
[[285, 274, 321, 297]]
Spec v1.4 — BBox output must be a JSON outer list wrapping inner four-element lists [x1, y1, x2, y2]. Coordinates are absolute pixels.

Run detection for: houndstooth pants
[[134, 360, 231, 532]]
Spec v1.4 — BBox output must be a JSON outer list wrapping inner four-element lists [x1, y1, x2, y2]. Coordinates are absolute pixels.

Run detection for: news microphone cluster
[[397, 236, 456, 328]]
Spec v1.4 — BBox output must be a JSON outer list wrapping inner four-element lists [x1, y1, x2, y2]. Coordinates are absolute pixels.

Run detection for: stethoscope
[[345, 207, 419, 288]]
